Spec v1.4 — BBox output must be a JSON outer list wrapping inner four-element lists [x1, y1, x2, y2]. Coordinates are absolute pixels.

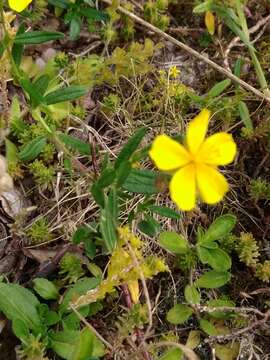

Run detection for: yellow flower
[[8, 0, 33, 12], [149, 109, 237, 211], [169, 65, 180, 79]]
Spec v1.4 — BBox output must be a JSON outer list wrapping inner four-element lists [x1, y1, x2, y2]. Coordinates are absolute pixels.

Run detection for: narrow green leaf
[[148, 205, 180, 219], [207, 79, 231, 98], [12, 23, 26, 66], [69, 18, 81, 41], [20, 78, 44, 107], [115, 128, 147, 169], [79, 7, 109, 21], [100, 196, 118, 252], [58, 132, 91, 155], [19, 136, 47, 162], [138, 216, 161, 237], [44, 85, 88, 105], [48, 0, 69, 8], [166, 304, 193, 325], [238, 101, 253, 130], [14, 31, 64, 44], [195, 271, 231, 288], [33, 75, 50, 96], [5, 138, 19, 167], [159, 231, 188, 254], [123, 169, 158, 194]]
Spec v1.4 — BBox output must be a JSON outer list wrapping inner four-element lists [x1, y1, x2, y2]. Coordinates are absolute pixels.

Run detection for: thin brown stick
[[101, 0, 270, 103], [70, 304, 114, 351]]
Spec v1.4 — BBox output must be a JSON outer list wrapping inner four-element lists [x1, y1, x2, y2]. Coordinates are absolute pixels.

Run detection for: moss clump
[[256, 261, 270, 283], [59, 253, 85, 284], [27, 218, 52, 245], [235, 232, 259, 267]]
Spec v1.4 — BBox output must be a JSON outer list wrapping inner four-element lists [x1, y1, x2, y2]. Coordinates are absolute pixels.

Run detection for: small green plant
[[235, 232, 260, 267], [59, 253, 85, 284], [29, 160, 55, 188], [144, 0, 170, 30], [256, 261, 270, 283], [249, 178, 270, 201], [27, 218, 52, 244]]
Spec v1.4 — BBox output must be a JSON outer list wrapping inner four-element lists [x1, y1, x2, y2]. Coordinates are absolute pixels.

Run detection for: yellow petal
[[196, 163, 229, 204], [8, 0, 32, 12], [169, 164, 196, 211], [149, 134, 190, 171], [198, 132, 237, 165], [186, 109, 211, 155], [205, 11, 215, 35], [127, 280, 140, 304]]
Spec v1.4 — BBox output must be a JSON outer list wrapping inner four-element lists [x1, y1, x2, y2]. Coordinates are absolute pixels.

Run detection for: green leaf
[[199, 318, 218, 336], [159, 231, 188, 254], [20, 78, 44, 107], [148, 205, 180, 219], [12, 318, 30, 340], [138, 216, 161, 237], [100, 204, 118, 252], [184, 285, 201, 304], [115, 128, 147, 169], [207, 79, 231, 98], [5, 138, 19, 168], [47, 0, 69, 9], [58, 132, 91, 155], [12, 23, 26, 66], [79, 7, 109, 21], [19, 136, 47, 162], [33, 278, 59, 300], [195, 271, 231, 289], [71, 327, 94, 360], [73, 226, 93, 245], [193, 1, 212, 13], [123, 169, 159, 194], [197, 246, 231, 271], [166, 304, 193, 325], [33, 74, 50, 96], [238, 101, 253, 130], [44, 85, 88, 105], [0, 283, 41, 333], [50, 328, 105, 360], [69, 18, 81, 41], [14, 31, 64, 44], [200, 214, 236, 243]]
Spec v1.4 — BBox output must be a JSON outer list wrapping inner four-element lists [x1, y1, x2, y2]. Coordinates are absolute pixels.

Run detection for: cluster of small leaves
[[144, 0, 170, 30], [235, 232, 260, 267], [255, 261, 270, 283], [26, 218, 52, 245], [59, 253, 85, 284], [249, 178, 270, 201]]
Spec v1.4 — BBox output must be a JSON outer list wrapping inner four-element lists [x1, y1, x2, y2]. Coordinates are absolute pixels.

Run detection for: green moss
[[27, 218, 52, 245], [59, 253, 85, 284], [29, 160, 55, 187], [249, 178, 270, 201]]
